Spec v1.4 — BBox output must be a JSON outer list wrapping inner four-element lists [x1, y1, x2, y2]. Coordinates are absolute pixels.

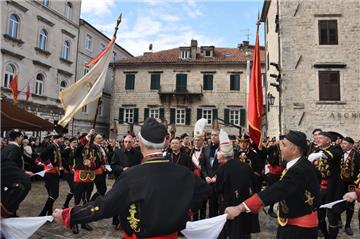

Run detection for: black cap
[[180, 133, 189, 139], [328, 131, 344, 141], [53, 134, 63, 139], [140, 118, 167, 144], [343, 137, 354, 144], [238, 134, 250, 141], [312, 128, 322, 134], [318, 131, 334, 140], [228, 135, 236, 140], [285, 130, 308, 155], [69, 137, 78, 142], [8, 129, 22, 140]]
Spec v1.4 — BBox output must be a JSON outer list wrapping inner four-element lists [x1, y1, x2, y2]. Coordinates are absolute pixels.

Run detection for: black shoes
[[345, 227, 353, 236], [81, 223, 93, 231], [72, 224, 79, 234]]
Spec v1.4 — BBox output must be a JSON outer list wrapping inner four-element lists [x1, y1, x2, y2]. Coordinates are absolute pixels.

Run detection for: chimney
[[190, 39, 197, 60]]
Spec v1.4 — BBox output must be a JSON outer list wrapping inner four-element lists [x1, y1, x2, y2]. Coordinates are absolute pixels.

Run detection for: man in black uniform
[[238, 134, 264, 192], [216, 129, 260, 239], [339, 136, 360, 235], [110, 134, 143, 228], [61, 137, 77, 208], [308, 131, 344, 239], [180, 133, 191, 156], [165, 137, 193, 170], [1, 129, 32, 217], [39, 134, 64, 216], [53, 118, 211, 239], [226, 130, 320, 239]]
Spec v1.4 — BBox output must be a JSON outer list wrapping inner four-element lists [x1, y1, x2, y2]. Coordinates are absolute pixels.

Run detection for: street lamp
[[267, 93, 275, 112]]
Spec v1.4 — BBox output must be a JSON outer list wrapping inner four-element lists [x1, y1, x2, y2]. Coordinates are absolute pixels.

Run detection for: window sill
[[316, 100, 346, 105], [3, 34, 24, 46], [35, 47, 51, 56], [59, 57, 73, 65], [31, 93, 47, 99]]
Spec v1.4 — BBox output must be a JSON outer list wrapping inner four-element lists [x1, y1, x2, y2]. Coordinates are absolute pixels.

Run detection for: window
[[176, 74, 187, 92], [81, 105, 87, 113], [8, 14, 19, 38], [100, 43, 106, 50], [176, 109, 186, 125], [38, 29, 48, 50], [203, 74, 213, 90], [181, 49, 190, 59], [229, 110, 240, 126], [65, 1, 72, 19], [85, 34, 92, 50], [35, 73, 44, 95], [124, 108, 134, 123], [83, 66, 90, 75], [202, 109, 213, 124], [62, 40, 70, 60], [125, 74, 135, 90], [150, 74, 160, 90], [42, 0, 49, 6], [4, 64, 16, 88], [319, 71, 340, 101], [230, 74, 240, 91], [60, 80, 67, 91], [149, 108, 160, 118], [319, 20, 338, 45], [205, 50, 211, 57]]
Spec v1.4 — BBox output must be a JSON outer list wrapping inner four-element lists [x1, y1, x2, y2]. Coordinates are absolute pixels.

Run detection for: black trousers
[[209, 184, 219, 217], [1, 177, 31, 215], [64, 172, 75, 193], [74, 182, 94, 205], [91, 173, 107, 201], [277, 225, 317, 239], [44, 173, 59, 200]]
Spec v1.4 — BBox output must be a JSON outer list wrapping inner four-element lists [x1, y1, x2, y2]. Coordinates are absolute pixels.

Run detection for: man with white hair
[[52, 118, 211, 239]]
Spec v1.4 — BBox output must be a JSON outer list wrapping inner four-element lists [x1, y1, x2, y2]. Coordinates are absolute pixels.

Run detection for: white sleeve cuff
[[242, 202, 251, 213]]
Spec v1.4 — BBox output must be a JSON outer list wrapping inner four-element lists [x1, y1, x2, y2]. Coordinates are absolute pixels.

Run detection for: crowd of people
[[1, 118, 360, 239]]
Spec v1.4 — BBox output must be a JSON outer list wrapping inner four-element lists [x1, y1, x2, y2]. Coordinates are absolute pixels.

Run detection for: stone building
[[71, 19, 132, 137], [111, 40, 265, 138], [261, 0, 360, 139], [1, 0, 81, 129]]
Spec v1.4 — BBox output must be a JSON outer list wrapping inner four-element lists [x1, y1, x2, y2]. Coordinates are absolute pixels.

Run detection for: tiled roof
[[115, 46, 265, 65]]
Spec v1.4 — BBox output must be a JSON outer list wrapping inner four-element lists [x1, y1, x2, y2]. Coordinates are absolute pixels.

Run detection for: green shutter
[[118, 108, 124, 124], [212, 108, 218, 120], [176, 74, 187, 92], [144, 108, 149, 120], [159, 108, 165, 120], [170, 108, 176, 124], [235, 75, 240, 90], [125, 74, 135, 90], [240, 108, 246, 126], [185, 108, 191, 125], [150, 74, 160, 90], [203, 75, 213, 90], [209, 75, 213, 90], [197, 108, 202, 120], [230, 74, 240, 91], [134, 108, 139, 123], [224, 109, 230, 125]]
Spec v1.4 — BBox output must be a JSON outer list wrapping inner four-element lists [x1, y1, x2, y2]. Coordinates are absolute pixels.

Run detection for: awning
[[1, 99, 54, 131]]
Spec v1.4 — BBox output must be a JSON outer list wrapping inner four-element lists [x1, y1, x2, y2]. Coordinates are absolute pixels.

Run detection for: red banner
[[9, 74, 18, 104]]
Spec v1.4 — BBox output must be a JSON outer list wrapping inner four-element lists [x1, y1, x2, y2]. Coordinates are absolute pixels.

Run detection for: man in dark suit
[[201, 128, 220, 217], [165, 137, 193, 170]]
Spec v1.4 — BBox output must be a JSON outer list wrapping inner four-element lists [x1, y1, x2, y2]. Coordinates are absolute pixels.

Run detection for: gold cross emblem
[[304, 190, 314, 206]]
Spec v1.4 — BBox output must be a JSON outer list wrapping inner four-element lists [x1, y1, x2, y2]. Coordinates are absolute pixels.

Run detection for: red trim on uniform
[[123, 232, 178, 239], [62, 208, 72, 229], [287, 211, 318, 228], [193, 168, 201, 177], [244, 193, 264, 213], [356, 189, 360, 202], [73, 170, 95, 183], [320, 179, 328, 189], [44, 165, 58, 174], [268, 165, 285, 175]]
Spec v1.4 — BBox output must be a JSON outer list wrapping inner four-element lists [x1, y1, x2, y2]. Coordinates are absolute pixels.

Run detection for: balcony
[[158, 84, 203, 96]]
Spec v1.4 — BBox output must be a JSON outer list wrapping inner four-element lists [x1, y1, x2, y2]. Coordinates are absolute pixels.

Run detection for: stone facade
[[1, 0, 81, 130], [261, 0, 360, 139], [71, 19, 132, 137], [111, 40, 265, 138]]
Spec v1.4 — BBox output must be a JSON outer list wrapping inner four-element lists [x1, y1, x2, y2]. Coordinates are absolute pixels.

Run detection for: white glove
[[308, 152, 323, 163]]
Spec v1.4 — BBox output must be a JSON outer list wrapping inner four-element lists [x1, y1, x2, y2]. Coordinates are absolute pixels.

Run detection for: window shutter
[[144, 108, 149, 120], [240, 108, 246, 126], [185, 108, 191, 125], [134, 108, 139, 123], [170, 108, 176, 124], [197, 108, 202, 120], [160, 108, 165, 120], [224, 109, 230, 124], [212, 108, 218, 120], [118, 108, 124, 124]]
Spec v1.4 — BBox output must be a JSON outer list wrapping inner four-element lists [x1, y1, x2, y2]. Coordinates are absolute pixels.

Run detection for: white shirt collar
[[286, 156, 301, 170], [9, 141, 20, 147]]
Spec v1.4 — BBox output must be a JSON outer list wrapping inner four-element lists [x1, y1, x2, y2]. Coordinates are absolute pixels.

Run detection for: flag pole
[[91, 14, 122, 130]]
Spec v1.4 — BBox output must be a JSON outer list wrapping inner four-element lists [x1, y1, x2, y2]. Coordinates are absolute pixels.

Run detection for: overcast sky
[[81, 0, 264, 56]]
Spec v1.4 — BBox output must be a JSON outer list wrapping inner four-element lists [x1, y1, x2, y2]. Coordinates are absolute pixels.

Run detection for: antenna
[[239, 28, 250, 42]]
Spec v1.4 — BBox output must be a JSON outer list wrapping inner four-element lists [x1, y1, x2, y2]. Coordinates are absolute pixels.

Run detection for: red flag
[[85, 37, 115, 67], [247, 30, 263, 147], [26, 82, 30, 101], [9, 74, 19, 104]]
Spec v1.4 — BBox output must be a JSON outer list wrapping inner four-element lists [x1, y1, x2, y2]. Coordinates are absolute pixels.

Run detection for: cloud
[[81, 0, 115, 17]]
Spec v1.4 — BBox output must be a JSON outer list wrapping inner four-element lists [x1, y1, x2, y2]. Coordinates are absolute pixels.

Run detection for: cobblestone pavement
[[16, 179, 360, 239]]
